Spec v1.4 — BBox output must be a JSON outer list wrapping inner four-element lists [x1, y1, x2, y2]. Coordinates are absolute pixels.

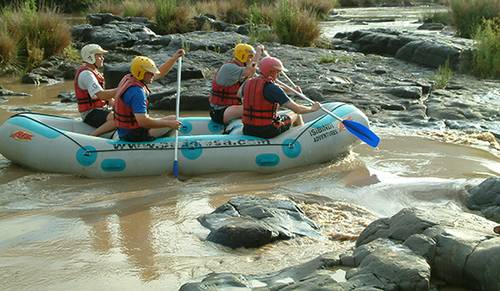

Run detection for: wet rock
[[386, 86, 423, 99], [183, 207, 499, 290], [465, 177, 500, 223], [418, 23, 445, 31], [86, 13, 123, 26], [349, 238, 431, 290], [149, 79, 210, 111], [58, 91, 76, 103], [356, 207, 499, 291], [198, 196, 321, 248], [0, 87, 31, 97], [339, 29, 473, 69]]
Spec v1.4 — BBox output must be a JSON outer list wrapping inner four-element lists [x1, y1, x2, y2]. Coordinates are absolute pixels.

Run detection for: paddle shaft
[[173, 57, 182, 177], [275, 78, 344, 123]]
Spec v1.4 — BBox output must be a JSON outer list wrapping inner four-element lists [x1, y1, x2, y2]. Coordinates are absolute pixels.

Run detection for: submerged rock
[[465, 177, 500, 223], [198, 196, 321, 248]]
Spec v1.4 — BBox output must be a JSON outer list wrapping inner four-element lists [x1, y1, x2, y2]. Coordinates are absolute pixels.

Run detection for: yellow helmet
[[130, 56, 160, 81], [234, 43, 256, 64]]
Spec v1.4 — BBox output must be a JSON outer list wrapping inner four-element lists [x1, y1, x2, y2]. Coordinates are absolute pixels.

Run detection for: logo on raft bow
[[10, 130, 33, 141]]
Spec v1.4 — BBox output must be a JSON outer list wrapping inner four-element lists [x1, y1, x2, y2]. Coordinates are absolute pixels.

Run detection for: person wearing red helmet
[[242, 56, 320, 139], [209, 43, 264, 125]]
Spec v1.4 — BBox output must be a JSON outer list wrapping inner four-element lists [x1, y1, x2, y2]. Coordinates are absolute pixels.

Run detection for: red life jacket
[[74, 64, 106, 112], [113, 74, 151, 129], [242, 76, 278, 127], [209, 61, 243, 106]]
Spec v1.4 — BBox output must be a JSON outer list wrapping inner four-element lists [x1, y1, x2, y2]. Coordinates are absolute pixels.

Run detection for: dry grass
[[0, 5, 71, 71]]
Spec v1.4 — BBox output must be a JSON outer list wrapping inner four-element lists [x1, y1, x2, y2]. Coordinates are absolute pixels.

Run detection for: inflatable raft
[[0, 102, 371, 178]]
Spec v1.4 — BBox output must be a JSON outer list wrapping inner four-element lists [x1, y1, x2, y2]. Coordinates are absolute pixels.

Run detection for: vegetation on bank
[[0, 1, 71, 72], [472, 19, 500, 79], [449, 0, 499, 38], [0, 0, 498, 79]]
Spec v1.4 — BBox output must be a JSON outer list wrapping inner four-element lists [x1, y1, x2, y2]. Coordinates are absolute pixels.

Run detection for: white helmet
[[81, 44, 108, 64]]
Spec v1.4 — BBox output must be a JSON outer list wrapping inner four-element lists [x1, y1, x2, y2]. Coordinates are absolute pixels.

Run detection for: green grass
[[472, 18, 500, 79], [449, 0, 500, 38], [432, 59, 453, 89], [319, 54, 353, 63]]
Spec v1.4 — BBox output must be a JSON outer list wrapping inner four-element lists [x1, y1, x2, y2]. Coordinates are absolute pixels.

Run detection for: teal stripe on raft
[[256, 153, 280, 167], [108, 134, 266, 145], [101, 159, 126, 172], [9, 117, 61, 139]]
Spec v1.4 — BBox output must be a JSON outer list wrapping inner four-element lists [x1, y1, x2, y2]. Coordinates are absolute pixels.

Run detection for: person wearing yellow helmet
[[75, 44, 118, 136], [113, 49, 184, 141], [209, 43, 264, 125]]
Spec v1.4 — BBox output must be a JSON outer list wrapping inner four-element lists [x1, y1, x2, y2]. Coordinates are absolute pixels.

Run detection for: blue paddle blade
[[173, 160, 179, 178], [342, 119, 380, 148]]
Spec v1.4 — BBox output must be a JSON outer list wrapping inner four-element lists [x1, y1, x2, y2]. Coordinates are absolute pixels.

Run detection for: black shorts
[[243, 115, 292, 139], [120, 128, 156, 142], [209, 106, 227, 125], [83, 108, 111, 128]]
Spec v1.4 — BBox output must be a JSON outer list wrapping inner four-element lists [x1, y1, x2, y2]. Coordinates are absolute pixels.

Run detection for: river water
[[1, 6, 499, 290]]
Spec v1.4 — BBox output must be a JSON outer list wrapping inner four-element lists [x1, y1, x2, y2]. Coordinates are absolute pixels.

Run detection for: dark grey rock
[[198, 196, 321, 248]]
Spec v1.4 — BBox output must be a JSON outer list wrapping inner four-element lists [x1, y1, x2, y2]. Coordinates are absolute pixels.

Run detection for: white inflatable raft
[[0, 102, 371, 178]]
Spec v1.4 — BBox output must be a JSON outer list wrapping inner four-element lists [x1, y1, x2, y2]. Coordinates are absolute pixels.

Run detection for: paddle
[[276, 75, 380, 148], [173, 57, 182, 178]]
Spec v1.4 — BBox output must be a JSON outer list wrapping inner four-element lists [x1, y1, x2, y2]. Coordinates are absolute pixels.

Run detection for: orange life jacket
[[242, 76, 277, 127], [113, 74, 150, 129], [209, 61, 242, 106], [74, 64, 106, 112]]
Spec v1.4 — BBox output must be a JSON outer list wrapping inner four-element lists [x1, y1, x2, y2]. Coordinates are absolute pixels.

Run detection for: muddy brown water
[[0, 7, 499, 289]]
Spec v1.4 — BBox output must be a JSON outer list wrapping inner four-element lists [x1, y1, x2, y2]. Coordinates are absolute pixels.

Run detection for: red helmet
[[259, 56, 287, 78]]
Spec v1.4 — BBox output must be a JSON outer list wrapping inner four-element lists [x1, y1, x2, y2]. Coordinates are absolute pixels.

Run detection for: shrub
[[293, 0, 336, 20], [421, 10, 450, 25], [449, 0, 500, 38], [92, 0, 124, 15], [155, 0, 195, 34], [0, 3, 71, 72], [0, 31, 17, 66], [472, 18, 500, 79], [432, 59, 453, 89], [272, 0, 320, 47], [122, 0, 156, 19]]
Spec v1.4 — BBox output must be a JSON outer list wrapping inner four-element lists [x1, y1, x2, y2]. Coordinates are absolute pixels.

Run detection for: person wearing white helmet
[[74, 44, 117, 136], [208, 43, 265, 125], [241, 56, 320, 139], [113, 49, 184, 141]]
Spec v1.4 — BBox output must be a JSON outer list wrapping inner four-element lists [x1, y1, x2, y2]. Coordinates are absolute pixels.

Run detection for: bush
[[0, 31, 17, 67], [472, 18, 500, 79], [155, 0, 195, 34], [0, 3, 71, 72], [272, 0, 320, 47], [449, 0, 500, 38], [421, 11, 450, 25], [432, 59, 453, 89], [293, 0, 336, 20]]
